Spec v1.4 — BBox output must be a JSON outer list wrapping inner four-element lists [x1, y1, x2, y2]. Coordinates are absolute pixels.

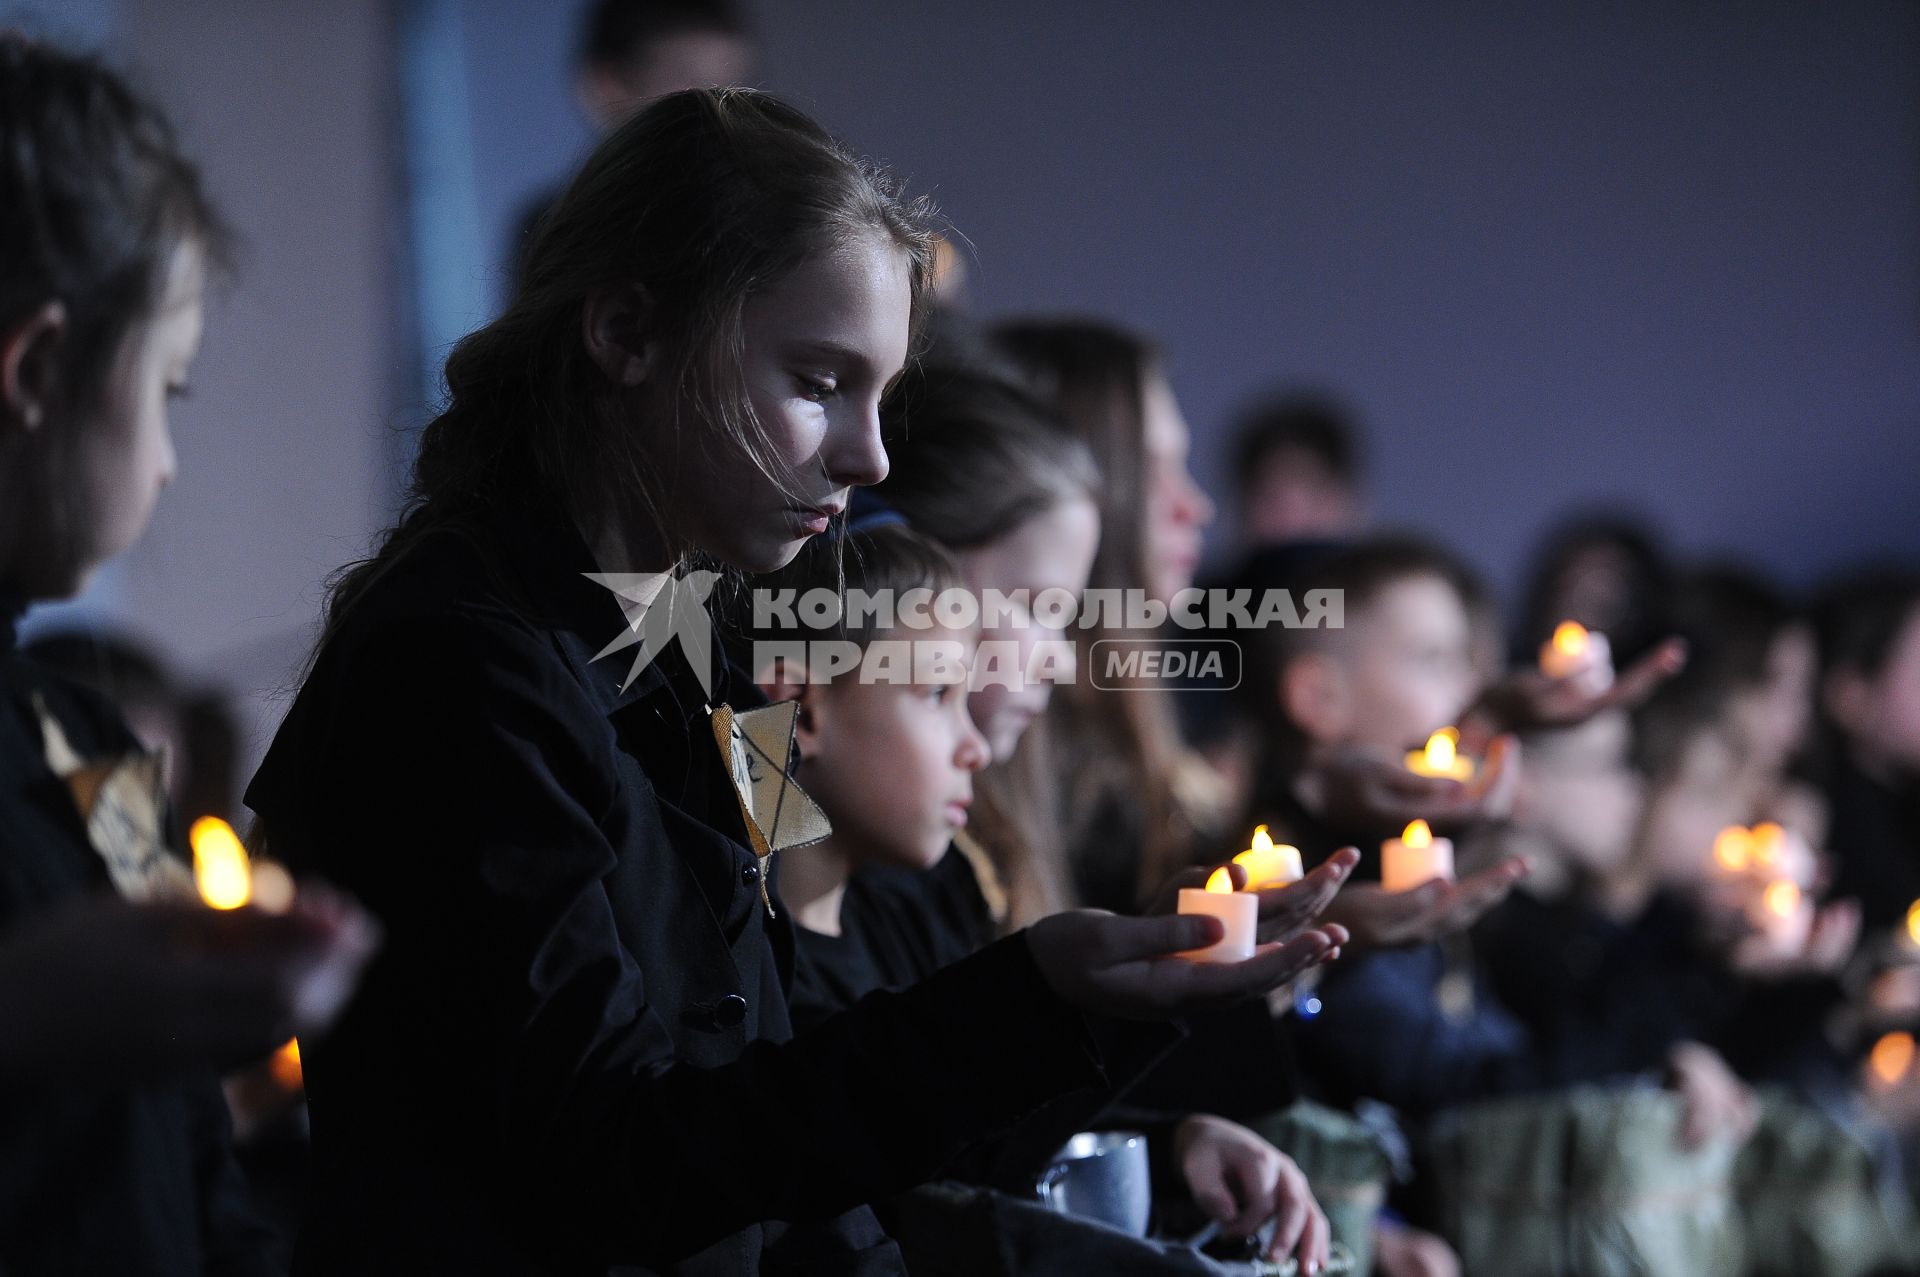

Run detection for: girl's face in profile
[[667, 233, 912, 574], [1140, 369, 1213, 605], [42, 243, 203, 596]]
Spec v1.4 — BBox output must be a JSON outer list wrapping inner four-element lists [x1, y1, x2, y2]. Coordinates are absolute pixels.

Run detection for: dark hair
[[1516, 512, 1670, 668], [0, 35, 231, 410], [1229, 391, 1363, 492], [579, 0, 746, 71], [742, 522, 965, 655], [326, 88, 939, 633], [872, 341, 1100, 927], [876, 355, 1098, 551], [1633, 565, 1799, 776], [1812, 565, 1920, 681], [992, 317, 1158, 610]]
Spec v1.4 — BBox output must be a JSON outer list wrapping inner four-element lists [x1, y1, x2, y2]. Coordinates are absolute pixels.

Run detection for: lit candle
[[1904, 899, 1920, 955], [191, 816, 252, 910], [1405, 729, 1474, 782], [1177, 868, 1258, 963], [1233, 825, 1304, 890], [1869, 1031, 1916, 1093], [1381, 820, 1455, 893], [188, 816, 295, 914], [269, 1038, 303, 1092], [1538, 621, 1614, 694], [1752, 879, 1813, 957]]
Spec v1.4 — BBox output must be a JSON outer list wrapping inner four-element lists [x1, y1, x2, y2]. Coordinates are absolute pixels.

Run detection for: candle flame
[[1906, 899, 1920, 947], [1551, 621, 1590, 656], [1423, 732, 1456, 769], [1751, 821, 1785, 867], [1403, 819, 1433, 848], [190, 817, 251, 910], [1871, 1031, 1916, 1087], [1712, 826, 1754, 873], [269, 1037, 303, 1091], [1763, 879, 1801, 919], [1249, 825, 1273, 855], [1205, 867, 1234, 894]]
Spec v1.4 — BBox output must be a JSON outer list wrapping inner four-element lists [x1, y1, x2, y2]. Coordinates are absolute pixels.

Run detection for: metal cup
[[1035, 1130, 1154, 1237]]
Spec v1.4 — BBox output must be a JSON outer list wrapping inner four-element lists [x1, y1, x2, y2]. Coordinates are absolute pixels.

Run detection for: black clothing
[[1826, 746, 1920, 932], [0, 591, 271, 1275], [247, 502, 1117, 1275]]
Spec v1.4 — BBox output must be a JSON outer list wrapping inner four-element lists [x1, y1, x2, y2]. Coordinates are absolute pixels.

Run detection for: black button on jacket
[[246, 502, 1112, 1275]]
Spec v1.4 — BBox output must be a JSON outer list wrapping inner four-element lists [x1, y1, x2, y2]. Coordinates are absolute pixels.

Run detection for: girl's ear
[[0, 301, 67, 435], [582, 282, 660, 388]]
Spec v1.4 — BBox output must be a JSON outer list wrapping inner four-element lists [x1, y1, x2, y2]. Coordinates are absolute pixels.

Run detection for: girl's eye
[[797, 376, 837, 403]]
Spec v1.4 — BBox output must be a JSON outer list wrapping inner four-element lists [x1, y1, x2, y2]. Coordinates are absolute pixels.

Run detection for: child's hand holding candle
[[1380, 820, 1455, 893], [1539, 621, 1614, 695]]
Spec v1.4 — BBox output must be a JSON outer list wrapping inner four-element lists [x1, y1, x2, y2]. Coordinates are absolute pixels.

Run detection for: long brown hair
[[875, 352, 1100, 927], [326, 88, 938, 635], [993, 317, 1223, 911]]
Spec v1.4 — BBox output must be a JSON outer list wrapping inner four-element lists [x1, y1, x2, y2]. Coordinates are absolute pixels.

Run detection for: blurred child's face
[[70, 244, 203, 593], [656, 233, 910, 574], [959, 497, 1099, 759], [1832, 607, 1920, 775], [797, 627, 991, 869], [1728, 624, 1816, 771], [1290, 573, 1480, 755], [1142, 370, 1213, 604], [1516, 713, 1644, 877], [1242, 446, 1357, 545]]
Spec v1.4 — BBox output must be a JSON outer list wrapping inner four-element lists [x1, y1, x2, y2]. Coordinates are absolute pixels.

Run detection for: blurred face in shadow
[[1141, 370, 1213, 604], [1242, 445, 1359, 545], [1728, 624, 1816, 772], [1286, 573, 1481, 756], [578, 31, 756, 131]]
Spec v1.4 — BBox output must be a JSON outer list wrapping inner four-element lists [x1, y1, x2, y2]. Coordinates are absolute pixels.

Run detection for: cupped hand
[[1025, 910, 1344, 1022]]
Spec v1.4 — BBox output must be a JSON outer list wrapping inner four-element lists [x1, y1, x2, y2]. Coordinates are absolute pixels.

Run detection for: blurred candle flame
[[1205, 867, 1234, 895], [1763, 879, 1801, 919], [190, 817, 251, 910], [1551, 621, 1589, 656], [1906, 900, 1920, 948], [1871, 1031, 1915, 1088], [269, 1037, 303, 1092], [1232, 824, 1303, 889], [1751, 821, 1785, 867], [1403, 819, 1433, 849], [1713, 826, 1754, 874]]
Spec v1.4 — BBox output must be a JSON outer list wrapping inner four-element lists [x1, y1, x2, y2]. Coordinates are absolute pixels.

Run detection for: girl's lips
[[945, 800, 971, 827]]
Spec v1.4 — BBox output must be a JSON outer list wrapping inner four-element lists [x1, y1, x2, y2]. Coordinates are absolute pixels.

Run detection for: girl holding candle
[[0, 38, 379, 1272], [248, 90, 1333, 1275]]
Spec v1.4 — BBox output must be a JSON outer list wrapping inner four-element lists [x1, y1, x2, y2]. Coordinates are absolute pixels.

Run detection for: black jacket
[[0, 591, 271, 1276], [246, 501, 1116, 1275]]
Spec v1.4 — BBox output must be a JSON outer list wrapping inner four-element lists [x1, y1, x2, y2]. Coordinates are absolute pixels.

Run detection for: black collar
[[482, 497, 729, 721]]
